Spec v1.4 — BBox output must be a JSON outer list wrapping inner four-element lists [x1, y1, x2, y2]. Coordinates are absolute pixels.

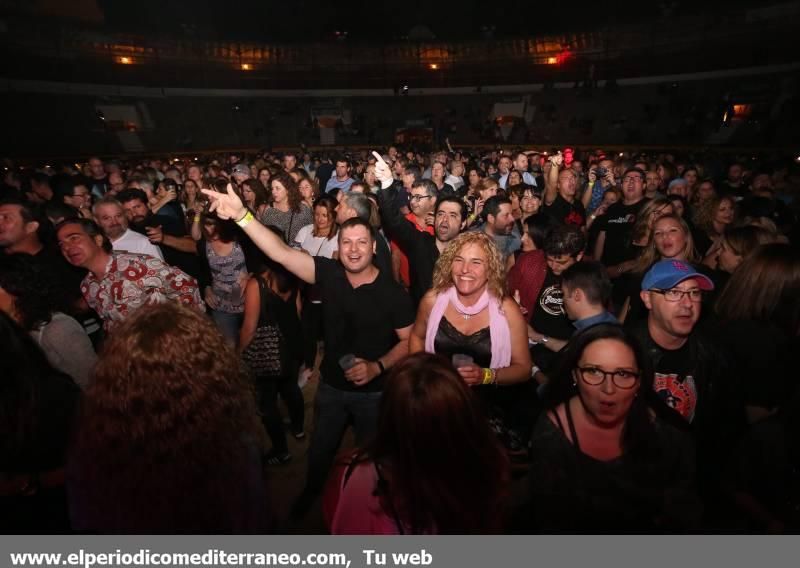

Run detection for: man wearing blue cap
[[633, 258, 735, 511], [635, 259, 715, 424]]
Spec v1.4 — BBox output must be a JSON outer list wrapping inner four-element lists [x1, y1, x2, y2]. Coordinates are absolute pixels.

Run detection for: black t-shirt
[[314, 257, 414, 392], [530, 270, 574, 372], [542, 194, 586, 227], [132, 214, 201, 280], [597, 199, 648, 266], [653, 341, 698, 424]]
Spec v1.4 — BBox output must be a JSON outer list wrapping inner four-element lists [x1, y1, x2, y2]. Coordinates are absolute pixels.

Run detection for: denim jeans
[[303, 381, 382, 496], [255, 372, 305, 455], [211, 310, 243, 346]]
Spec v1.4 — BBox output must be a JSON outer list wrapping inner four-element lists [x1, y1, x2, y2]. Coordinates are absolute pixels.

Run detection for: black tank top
[[433, 317, 492, 369]]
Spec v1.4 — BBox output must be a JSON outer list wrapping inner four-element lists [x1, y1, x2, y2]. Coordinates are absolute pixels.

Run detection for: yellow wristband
[[235, 210, 255, 228], [482, 368, 493, 385]]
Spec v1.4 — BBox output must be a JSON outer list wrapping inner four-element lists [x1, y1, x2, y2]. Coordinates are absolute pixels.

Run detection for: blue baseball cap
[[641, 259, 714, 291]]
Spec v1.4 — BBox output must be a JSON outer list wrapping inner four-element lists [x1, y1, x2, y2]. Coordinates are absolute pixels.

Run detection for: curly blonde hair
[[432, 231, 507, 299], [693, 194, 736, 235]]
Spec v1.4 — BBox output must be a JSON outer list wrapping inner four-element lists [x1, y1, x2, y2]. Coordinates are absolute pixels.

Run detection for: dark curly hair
[[0, 254, 71, 330], [269, 173, 303, 212], [68, 302, 269, 532]]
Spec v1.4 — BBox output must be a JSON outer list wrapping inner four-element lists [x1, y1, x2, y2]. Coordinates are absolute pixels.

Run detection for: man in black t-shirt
[[594, 167, 649, 267], [632, 259, 716, 425], [542, 163, 586, 228], [527, 225, 585, 380], [199, 183, 414, 518]]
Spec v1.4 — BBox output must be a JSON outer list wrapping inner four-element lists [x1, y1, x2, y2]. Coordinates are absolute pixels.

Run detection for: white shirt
[[112, 228, 164, 260], [294, 224, 338, 259]]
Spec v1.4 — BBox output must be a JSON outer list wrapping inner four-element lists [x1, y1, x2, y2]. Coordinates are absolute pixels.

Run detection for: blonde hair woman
[[410, 231, 530, 387]]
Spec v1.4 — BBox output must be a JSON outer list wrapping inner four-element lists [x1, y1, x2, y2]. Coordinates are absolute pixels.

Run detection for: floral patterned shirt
[[80, 253, 205, 332]]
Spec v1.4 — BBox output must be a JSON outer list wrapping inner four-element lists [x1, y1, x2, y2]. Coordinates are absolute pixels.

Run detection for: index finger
[[371, 151, 388, 166]]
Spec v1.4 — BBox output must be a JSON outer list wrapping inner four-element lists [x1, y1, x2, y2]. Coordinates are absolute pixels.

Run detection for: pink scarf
[[425, 287, 512, 368]]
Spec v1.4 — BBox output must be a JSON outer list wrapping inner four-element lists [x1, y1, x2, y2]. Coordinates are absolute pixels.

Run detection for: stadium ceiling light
[[546, 57, 558, 65], [241, 63, 253, 71], [117, 56, 133, 65], [429, 63, 439, 70]]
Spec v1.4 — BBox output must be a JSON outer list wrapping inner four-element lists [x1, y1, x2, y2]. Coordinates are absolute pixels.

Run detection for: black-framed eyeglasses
[[650, 288, 703, 302], [409, 194, 433, 202], [623, 176, 643, 183], [577, 366, 640, 389]]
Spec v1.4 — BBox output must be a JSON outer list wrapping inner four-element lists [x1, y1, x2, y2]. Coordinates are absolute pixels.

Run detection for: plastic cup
[[338, 354, 357, 371], [452, 354, 474, 368]]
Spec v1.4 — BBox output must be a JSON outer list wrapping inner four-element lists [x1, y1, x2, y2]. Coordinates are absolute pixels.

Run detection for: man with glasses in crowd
[[633, 259, 720, 425], [59, 177, 94, 219], [633, 258, 734, 510], [374, 153, 468, 305]]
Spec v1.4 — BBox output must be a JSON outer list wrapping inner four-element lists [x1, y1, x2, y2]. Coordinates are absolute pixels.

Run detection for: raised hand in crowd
[[371, 151, 393, 184], [203, 183, 247, 220]]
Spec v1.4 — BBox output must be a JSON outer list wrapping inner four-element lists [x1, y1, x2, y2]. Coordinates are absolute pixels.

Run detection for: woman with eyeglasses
[[528, 324, 700, 531]]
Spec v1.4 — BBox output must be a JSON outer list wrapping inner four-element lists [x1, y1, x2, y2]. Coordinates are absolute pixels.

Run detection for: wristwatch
[[540, 335, 549, 344]]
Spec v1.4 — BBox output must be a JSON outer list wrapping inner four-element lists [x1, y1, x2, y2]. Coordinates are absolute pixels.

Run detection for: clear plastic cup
[[451, 354, 474, 368], [338, 353, 357, 371]]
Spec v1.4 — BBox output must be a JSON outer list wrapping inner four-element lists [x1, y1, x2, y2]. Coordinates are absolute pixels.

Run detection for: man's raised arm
[[202, 184, 316, 284]]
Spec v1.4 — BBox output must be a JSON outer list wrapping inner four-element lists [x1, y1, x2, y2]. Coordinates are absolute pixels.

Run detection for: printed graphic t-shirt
[[653, 341, 698, 423], [530, 270, 574, 372]]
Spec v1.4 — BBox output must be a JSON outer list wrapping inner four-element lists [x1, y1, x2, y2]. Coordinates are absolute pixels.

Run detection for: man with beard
[[116, 188, 200, 278], [374, 153, 467, 305], [479, 195, 520, 267], [199, 182, 413, 520], [92, 197, 163, 259]]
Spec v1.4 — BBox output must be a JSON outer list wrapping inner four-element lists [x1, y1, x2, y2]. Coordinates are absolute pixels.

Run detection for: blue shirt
[[573, 311, 617, 331], [325, 176, 355, 193]]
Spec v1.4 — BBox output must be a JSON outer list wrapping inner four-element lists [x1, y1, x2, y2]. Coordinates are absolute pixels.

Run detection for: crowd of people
[[1, 144, 799, 533]]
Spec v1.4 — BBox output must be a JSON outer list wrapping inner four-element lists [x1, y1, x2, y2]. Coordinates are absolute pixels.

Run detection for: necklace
[[450, 289, 490, 321], [453, 304, 484, 320]]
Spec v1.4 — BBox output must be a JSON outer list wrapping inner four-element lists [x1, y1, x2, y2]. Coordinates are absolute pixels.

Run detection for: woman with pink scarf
[[410, 232, 532, 448]]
